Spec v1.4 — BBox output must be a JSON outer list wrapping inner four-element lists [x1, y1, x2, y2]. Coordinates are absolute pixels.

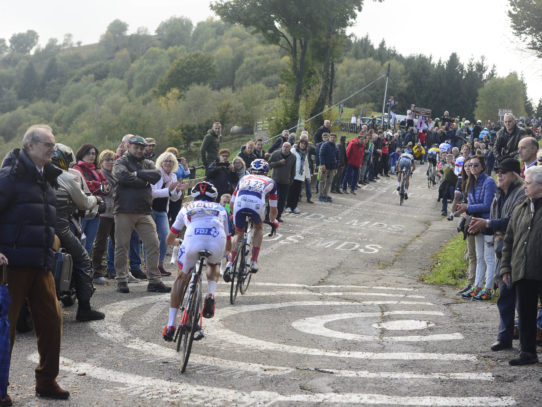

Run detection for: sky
[[1, 0, 541, 103]]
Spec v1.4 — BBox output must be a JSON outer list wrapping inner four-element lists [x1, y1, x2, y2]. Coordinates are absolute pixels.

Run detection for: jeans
[[474, 233, 495, 289], [106, 230, 142, 271], [342, 165, 360, 191], [305, 179, 312, 201], [496, 279, 517, 343], [441, 185, 455, 213], [81, 216, 100, 254], [152, 210, 170, 264]]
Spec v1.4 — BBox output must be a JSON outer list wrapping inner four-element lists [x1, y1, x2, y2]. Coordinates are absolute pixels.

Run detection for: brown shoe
[[0, 394, 12, 407], [158, 263, 171, 277], [36, 381, 70, 400], [536, 328, 542, 344], [513, 325, 519, 340]]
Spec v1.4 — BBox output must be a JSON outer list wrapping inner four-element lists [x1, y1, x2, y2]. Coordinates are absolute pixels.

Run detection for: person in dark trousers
[[200, 122, 222, 168], [500, 165, 542, 374], [0, 124, 70, 402], [331, 135, 347, 193], [318, 133, 339, 202], [269, 142, 296, 221]]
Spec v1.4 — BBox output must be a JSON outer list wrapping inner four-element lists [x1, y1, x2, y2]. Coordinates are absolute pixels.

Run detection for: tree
[[156, 51, 216, 95], [0, 39, 8, 57], [17, 62, 39, 100], [211, 0, 365, 129], [475, 73, 527, 122], [9, 30, 39, 54], [508, 0, 542, 56], [99, 19, 129, 58], [156, 17, 193, 48]]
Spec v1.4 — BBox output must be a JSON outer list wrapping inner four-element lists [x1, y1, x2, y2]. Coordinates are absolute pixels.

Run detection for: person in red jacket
[[341, 134, 366, 194]]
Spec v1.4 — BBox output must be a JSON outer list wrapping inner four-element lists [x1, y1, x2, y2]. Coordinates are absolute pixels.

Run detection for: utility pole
[[381, 64, 391, 129]]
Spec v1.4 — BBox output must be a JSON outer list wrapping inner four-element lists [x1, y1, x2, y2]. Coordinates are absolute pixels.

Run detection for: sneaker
[[203, 294, 215, 318], [457, 284, 472, 295], [462, 287, 480, 299], [147, 282, 171, 293], [223, 262, 233, 282], [447, 214, 454, 221], [326, 196, 332, 202], [93, 276, 107, 285], [277, 217, 283, 223], [318, 196, 326, 202], [130, 269, 147, 280], [286, 207, 292, 213], [127, 272, 139, 283], [292, 207, 300, 214], [117, 282, 129, 293], [441, 211, 447, 216], [194, 328, 205, 341], [250, 260, 259, 273], [509, 352, 538, 366], [404, 193, 408, 200], [350, 190, 356, 195], [473, 289, 492, 301], [342, 189, 348, 194], [306, 199, 314, 204], [162, 325, 176, 342], [396, 186, 400, 191], [336, 189, 343, 194]]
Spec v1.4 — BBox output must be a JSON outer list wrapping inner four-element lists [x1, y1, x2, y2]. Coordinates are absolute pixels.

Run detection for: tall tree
[[508, 0, 542, 56], [156, 51, 216, 95], [17, 62, 39, 100], [156, 16, 193, 48], [475, 73, 527, 122], [9, 30, 39, 54], [211, 0, 365, 128]]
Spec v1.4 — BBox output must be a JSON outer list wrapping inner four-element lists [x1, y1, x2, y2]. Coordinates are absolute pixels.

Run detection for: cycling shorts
[[427, 156, 437, 166], [398, 157, 412, 175], [177, 232, 226, 274], [233, 207, 262, 232]]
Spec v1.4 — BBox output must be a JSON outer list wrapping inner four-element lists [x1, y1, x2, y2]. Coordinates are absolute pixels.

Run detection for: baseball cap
[[144, 137, 156, 146], [129, 136, 147, 146], [495, 158, 520, 175]]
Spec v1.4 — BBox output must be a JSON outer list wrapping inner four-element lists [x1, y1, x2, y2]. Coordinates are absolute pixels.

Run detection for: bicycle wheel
[[175, 280, 189, 352], [399, 175, 406, 206], [229, 250, 241, 305], [180, 273, 202, 373], [238, 252, 252, 295]]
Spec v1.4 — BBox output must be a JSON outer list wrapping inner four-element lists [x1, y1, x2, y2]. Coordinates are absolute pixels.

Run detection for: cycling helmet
[[249, 158, 269, 174], [191, 181, 218, 201], [52, 143, 75, 170]]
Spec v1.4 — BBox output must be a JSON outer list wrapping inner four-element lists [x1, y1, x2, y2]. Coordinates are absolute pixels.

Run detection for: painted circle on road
[[372, 320, 435, 331]]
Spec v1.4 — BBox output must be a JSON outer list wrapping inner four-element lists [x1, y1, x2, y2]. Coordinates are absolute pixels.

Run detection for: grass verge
[[421, 234, 467, 288]]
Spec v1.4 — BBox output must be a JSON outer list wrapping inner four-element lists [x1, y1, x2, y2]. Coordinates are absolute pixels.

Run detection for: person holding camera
[[467, 159, 524, 350], [52, 143, 106, 322], [455, 155, 497, 301]]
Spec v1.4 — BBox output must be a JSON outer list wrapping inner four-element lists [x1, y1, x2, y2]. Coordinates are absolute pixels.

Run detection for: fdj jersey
[[398, 153, 414, 175], [232, 174, 277, 230], [171, 200, 232, 273]]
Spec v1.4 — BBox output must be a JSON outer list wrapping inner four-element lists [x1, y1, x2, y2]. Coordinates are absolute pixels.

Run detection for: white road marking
[[306, 368, 494, 381], [206, 301, 476, 360], [291, 312, 461, 342], [28, 354, 513, 406], [250, 282, 415, 291], [214, 290, 426, 299], [373, 320, 435, 330]]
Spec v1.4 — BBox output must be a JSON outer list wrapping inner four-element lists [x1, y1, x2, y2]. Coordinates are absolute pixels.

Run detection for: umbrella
[[0, 264, 10, 399]]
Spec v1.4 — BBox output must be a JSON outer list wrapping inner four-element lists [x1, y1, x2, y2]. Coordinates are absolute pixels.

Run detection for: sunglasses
[[538, 157, 542, 162], [496, 170, 509, 175], [466, 163, 480, 168]]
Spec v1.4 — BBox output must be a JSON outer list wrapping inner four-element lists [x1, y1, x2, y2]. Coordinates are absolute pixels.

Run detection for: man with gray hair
[[500, 165, 542, 372], [313, 120, 331, 144], [0, 124, 70, 402], [518, 136, 539, 176], [494, 113, 525, 163]]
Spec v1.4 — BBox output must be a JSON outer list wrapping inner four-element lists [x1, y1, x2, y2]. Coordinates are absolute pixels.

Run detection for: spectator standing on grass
[[112, 136, 171, 294], [287, 136, 310, 214], [318, 133, 339, 202], [467, 158, 524, 352], [201, 122, 222, 168], [500, 166, 542, 373], [269, 142, 296, 222], [313, 120, 331, 144], [456, 155, 497, 301]]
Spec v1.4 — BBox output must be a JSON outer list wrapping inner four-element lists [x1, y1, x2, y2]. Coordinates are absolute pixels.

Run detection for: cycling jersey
[[398, 152, 414, 175], [231, 174, 277, 231], [427, 147, 440, 165], [171, 200, 232, 272]]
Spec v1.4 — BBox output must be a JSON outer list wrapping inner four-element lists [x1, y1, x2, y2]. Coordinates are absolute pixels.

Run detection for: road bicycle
[[398, 168, 407, 206], [427, 163, 436, 189], [173, 250, 209, 373], [229, 216, 276, 305]]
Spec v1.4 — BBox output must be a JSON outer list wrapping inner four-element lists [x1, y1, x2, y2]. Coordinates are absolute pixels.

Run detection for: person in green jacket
[[201, 122, 222, 168]]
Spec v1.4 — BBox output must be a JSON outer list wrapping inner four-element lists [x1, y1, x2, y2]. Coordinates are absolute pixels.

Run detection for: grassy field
[[421, 234, 468, 288]]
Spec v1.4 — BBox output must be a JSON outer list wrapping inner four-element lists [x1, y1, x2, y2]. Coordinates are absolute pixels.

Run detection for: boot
[[76, 300, 105, 322], [158, 263, 171, 277], [36, 381, 70, 400]]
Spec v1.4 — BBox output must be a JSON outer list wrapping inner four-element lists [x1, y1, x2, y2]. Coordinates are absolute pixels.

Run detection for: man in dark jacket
[[313, 120, 331, 144], [494, 113, 525, 163], [500, 165, 542, 370], [206, 149, 236, 199], [113, 136, 171, 294], [331, 135, 347, 193], [0, 124, 69, 402], [200, 122, 221, 168], [319, 133, 339, 202], [268, 130, 289, 155], [269, 142, 296, 221]]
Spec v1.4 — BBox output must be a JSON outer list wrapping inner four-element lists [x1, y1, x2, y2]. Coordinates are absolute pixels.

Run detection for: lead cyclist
[[396, 143, 416, 199], [224, 159, 279, 281]]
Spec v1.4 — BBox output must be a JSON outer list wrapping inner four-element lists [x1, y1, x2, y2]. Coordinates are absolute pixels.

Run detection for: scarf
[[160, 167, 173, 188], [297, 148, 306, 176]]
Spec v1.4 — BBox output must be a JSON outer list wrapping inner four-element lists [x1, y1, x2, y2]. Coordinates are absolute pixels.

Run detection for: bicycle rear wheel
[[180, 274, 202, 373], [229, 250, 240, 305], [238, 253, 252, 294], [399, 175, 406, 206]]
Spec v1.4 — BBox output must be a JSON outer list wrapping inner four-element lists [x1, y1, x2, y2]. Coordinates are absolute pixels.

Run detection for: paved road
[[9, 167, 541, 406]]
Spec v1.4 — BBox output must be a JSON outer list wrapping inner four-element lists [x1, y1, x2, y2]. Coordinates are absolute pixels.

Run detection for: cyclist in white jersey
[[224, 159, 279, 280], [162, 181, 231, 341], [396, 143, 416, 199]]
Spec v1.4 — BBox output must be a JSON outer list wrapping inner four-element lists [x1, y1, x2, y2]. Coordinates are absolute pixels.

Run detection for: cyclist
[[162, 181, 232, 342], [224, 159, 279, 280], [396, 143, 416, 199]]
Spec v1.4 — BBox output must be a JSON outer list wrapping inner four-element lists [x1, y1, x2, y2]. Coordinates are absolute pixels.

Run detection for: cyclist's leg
[[203, 242, 224, 318]]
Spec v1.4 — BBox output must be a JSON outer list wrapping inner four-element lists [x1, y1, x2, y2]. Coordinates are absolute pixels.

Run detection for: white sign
[[498, 108, 512, 117]]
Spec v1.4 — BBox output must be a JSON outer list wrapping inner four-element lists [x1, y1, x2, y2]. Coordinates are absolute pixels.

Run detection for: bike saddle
[[198, 250, 212, 258]]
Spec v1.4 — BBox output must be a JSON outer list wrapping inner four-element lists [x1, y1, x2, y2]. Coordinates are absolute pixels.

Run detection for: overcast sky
[[2, 0, 541, 104]]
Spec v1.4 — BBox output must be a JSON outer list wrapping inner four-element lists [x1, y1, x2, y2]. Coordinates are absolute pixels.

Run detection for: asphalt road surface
[[9, 166, 542, 406]]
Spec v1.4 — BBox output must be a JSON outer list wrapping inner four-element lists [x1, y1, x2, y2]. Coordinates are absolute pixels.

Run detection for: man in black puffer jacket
[[113, 136, 171, 294], [0, 124, 70, 402]]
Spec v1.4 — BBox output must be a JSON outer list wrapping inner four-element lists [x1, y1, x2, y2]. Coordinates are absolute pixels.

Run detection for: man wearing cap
[[468, 158, 525, 351], [517, 136, 538, 177], [144, 137, 156, 161], [112, 136, 171, 293]]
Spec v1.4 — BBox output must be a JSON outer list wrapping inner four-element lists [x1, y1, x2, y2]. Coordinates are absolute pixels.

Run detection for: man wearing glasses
[[494, 113, 525, 163], [0, 125, 70, 402]]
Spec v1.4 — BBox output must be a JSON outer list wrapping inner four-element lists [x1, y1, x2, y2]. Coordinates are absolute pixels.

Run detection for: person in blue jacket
[[318, 133, 339, 202]]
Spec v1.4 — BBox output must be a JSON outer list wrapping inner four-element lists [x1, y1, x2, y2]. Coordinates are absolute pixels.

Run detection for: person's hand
[[456, 203, 468, 214], [173, 238, 182, 246], [279, 159, 286, 165], [468, 217, 487, 234], [0, 253, 8, 266], [502, 273, 511, 287], [177, 182, 189, 192], [169, 181, 179, 192], [229, 164, 234, 171]]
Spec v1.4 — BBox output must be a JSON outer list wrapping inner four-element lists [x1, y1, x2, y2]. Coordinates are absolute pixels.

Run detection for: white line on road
[[250, 282, 415, 291], [306, 368, 494, 381], [291, 312, 463, 342], [29, 354, 512, 406], [214, 290, 426, 299]]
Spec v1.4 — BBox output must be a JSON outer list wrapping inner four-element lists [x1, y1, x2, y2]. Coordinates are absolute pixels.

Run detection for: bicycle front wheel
[[180, 276, 202, 373], [229, 250, 240, 305], [239, 254, 252, 295]]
